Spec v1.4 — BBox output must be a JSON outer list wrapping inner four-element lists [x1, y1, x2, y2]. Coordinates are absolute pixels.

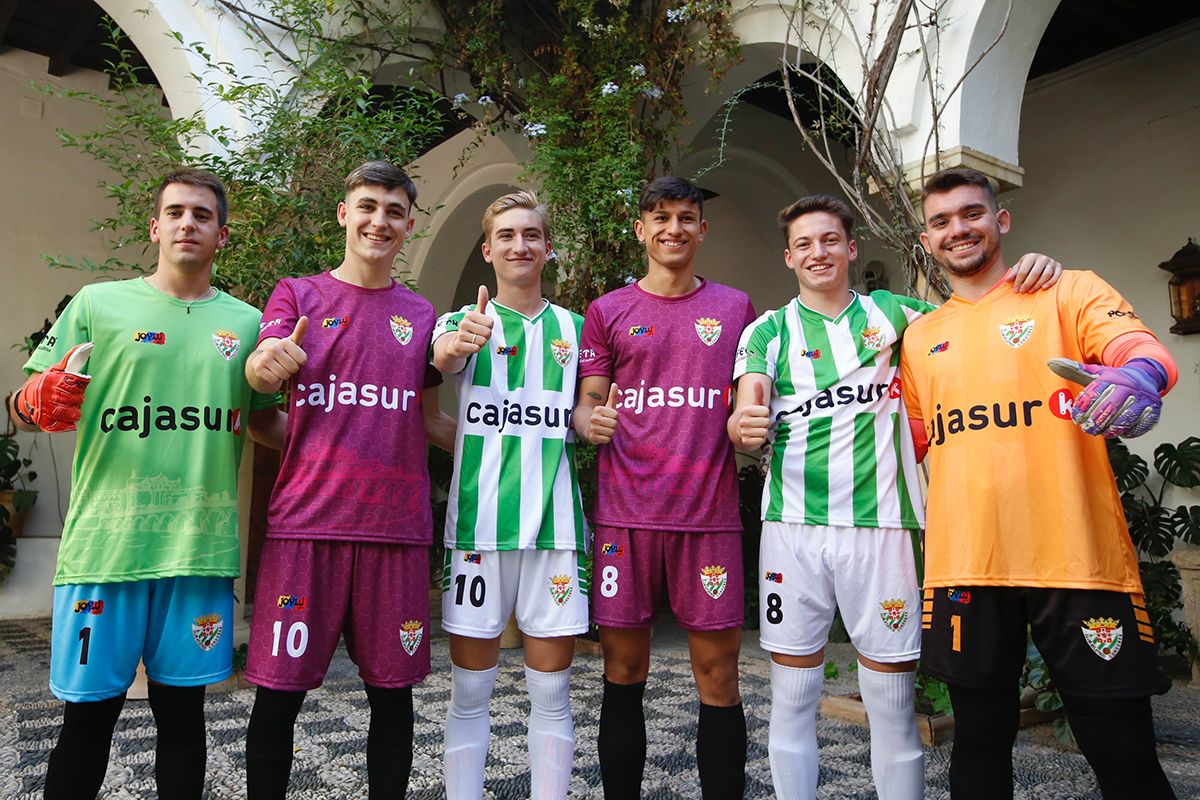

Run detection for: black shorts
[[920, 586, 1158, 698]]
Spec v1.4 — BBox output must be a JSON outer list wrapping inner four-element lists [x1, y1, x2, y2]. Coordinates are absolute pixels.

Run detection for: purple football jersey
[[579, 279, 755, 532], [259, 272, 441, 544]]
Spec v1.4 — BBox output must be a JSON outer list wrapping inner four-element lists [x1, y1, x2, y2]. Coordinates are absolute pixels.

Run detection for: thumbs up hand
[[448, 285, 495, 358], [15, 342, 94, 432], [586, 382, 621, 445], [736, 378, 771, 450], [249, 316, 309, 392]]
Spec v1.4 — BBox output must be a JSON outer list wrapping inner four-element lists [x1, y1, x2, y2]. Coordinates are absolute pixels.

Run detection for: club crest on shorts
[[695, 317, 722, 347], [700, 565, 728, 600], [860, 326, 885, 351], [550, 338, 573, 367], [878, 599, 909, 632], [1081, 617, 1123, 661], [192, 613, 223, 651], [212, 330, 240, 361], [389, 315, 413, 346], [549, 574, 573, 606], [999, 315, 1035, 348], [399, 620, 424, 656]]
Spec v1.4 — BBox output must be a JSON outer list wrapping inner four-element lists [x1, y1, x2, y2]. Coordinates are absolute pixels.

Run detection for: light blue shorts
[[50, 576, 234, 702]]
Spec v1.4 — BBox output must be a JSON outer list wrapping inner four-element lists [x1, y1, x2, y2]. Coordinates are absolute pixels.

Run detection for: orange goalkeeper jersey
[[900, 270, 1152, 593]]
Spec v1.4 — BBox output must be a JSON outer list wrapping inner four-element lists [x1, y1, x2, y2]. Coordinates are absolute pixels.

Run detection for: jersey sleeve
[[899, 341, 923, 423], [250, 388, 283, 410], [23, 287, 93, 375], [257, 279, 299, 345], [895, 293, 938, 317], [1063, 271, 1153, 362], [734, 309, 779, 381], [578, 301, 611, 379], [431, 307, 467, 344]]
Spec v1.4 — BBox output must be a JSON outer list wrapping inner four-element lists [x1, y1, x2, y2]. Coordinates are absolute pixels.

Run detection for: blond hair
[[481, 190, 550, 241]]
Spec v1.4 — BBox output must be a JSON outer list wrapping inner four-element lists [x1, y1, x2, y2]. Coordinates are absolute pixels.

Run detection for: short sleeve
[[734, 309, 779, 381], [900, 342, 922, 422], [1063, 271, 1153, 363], [250, 389, 283, 410], [578, 302, 611, 379], [257, 280, 299, 345], [24, 287, 93, 375]]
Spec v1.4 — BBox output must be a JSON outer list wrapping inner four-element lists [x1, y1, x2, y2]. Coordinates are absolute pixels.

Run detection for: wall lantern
[[1158, 238, 1200, 335]]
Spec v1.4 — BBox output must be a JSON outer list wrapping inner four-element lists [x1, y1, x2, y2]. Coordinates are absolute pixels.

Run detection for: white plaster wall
[[1005, 22, 1200, 467]]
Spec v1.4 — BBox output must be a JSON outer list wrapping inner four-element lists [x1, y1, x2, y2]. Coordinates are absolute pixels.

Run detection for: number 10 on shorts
[[271, 620, 309, 658]]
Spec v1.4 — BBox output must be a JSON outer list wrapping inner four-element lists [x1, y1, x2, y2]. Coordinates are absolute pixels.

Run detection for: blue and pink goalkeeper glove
[[1046, 357, 1166, 438]]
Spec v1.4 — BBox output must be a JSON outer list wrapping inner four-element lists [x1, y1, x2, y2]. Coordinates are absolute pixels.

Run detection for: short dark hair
[[344, 160, 418, 206], [920, 167, 997, 210], [777, 194, 855, 241], [155, 168, 228, 226], [639, 176, 705, 218]]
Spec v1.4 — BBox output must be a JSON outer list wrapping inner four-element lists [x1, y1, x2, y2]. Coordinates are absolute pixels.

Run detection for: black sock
[[599, 678, 646, 800], [696, 702, 747, 799], [44, 694, 126, 800], [147, 682, 207, 800], [1061, 692, 1177, 800], [246, 686, 306, 800], [947, 683, 1019, 800], [364, 683, 415, 800]]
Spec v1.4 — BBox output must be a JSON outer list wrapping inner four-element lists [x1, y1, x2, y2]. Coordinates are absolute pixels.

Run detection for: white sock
[[525, 665, 574, 800], [444, 664, 498, 800], [768, 660, 824, 800], [857, 664, 924, 800]]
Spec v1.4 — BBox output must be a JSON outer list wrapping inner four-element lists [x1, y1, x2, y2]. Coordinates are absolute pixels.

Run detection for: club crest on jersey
[[212, 330, 240, 361], [399, 620, 424, 656], [999, 315, 1035, 348], [860, 326, 885, 351], [600, 542, 625, 557], [695, 317, 722, 346], [549, 575, 573, 606], [192, 613, 223, 651], [928, 341, 950, 356], [764, 571, 783, 584], [700, 565, 728, 600], [389, 315, 413, 346], [550, 338, 573, 367], [879, 599, 909, 632], [1081, 617, 1123, 661]]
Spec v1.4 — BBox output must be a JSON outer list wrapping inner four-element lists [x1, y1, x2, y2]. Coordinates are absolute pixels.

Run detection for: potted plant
[[0, 431, 37, 538]]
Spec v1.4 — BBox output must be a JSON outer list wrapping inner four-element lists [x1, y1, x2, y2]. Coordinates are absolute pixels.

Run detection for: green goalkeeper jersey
[[433, 299, 588, 552], [24, 279, 278, 585]]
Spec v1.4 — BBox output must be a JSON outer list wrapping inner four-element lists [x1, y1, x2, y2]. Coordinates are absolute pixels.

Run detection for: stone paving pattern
[[0, 617, 1197, 799]]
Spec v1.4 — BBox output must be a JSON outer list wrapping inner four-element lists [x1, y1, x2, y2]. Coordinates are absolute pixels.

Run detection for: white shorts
[[758, 522, 921, 663], [441, 548, 589, 639]]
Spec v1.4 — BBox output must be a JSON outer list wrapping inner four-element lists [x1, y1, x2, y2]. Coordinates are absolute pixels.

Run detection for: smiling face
[[482, 206, 550, 289], [634, 198, 707, 273], [784, 210, 857, 298], [920, 184, 1010, 279], [337, 183, 415, 268], [148, 183, 229, 274]]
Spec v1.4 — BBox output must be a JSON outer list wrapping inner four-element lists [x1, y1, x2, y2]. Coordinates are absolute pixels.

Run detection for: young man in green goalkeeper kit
[[10, 168, 282, 799]]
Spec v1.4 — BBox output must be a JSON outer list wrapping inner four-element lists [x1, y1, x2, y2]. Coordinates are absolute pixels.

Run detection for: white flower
[[624, 274, 635, 284], [452, 92, 470, 108], [666, 7, 690, 23], [630, 64, 646, 78], [601, 82, 619, 96], [523, 122, 548, 137], [643, 85, 664, 100], [547, 251, 558, 260], [478, 95, 494, 106]]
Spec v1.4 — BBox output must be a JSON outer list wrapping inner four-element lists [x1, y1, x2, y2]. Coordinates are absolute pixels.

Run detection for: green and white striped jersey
[[433, 299, 588, 552], [733, 290, 933, 530]]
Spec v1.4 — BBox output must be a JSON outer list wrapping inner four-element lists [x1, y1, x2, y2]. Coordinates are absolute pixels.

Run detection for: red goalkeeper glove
[[16, 343, 94, 432]]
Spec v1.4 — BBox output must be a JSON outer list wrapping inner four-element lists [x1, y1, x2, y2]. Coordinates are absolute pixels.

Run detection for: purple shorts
[[592, 527, 744, 631], [245, 539, 430, 691]]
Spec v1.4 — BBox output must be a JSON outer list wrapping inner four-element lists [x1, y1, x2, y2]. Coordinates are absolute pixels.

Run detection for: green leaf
[[1173, 505, 1200, 546], [1154, 437, 1200, 489], [1107, 438, 1149, 492], [1034, 689, 1063, 712], [823, 662, 838, 680], [1128, 503, 1175, 558], [12, 490, 37, 514], [1052, 716, 1074, 744]]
